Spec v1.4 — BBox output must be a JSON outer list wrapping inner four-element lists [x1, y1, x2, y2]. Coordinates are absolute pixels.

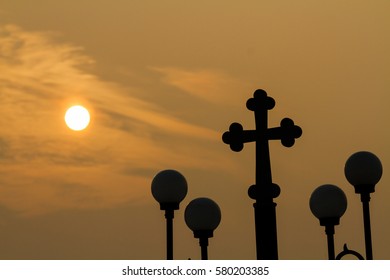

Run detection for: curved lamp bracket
[[336, 244, 364, 260]]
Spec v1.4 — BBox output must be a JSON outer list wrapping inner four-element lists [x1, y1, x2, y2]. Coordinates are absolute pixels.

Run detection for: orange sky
[[0, 1, 389, 259]]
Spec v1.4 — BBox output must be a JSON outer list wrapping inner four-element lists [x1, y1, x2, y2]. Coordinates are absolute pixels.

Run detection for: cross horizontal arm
[[267, 118, 302, 147], [222, 123, 256, 152]]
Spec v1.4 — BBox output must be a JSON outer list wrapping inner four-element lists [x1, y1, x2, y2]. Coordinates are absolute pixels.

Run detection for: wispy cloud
[[0, 24, 233, 216], [151, 66, 247, 105]]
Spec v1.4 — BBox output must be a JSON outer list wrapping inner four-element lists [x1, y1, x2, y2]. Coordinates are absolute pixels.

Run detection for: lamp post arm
[[336, 244, 365, 260]]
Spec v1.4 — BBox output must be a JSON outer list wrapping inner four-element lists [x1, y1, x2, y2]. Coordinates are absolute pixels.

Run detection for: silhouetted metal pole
[[325, 225, 336, 260], [199, 237, 209, 260], [222, 89, 302, 260], [361, 192, 373, 260], [165, 209, 174, 260]]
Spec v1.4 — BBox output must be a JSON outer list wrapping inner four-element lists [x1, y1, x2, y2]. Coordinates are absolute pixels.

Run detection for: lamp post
[[152, 171, 220, 260], [310, 151, 382, 260], [309, 185, 348, 260], [151, 170, 188, 260], [184, 198, 221, 260], [344, 151, 383, 260]]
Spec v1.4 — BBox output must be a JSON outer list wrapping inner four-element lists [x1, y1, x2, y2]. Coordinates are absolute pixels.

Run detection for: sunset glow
[[0, 1, 389, 260]]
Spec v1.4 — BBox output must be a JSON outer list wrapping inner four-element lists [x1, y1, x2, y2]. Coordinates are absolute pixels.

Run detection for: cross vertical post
[[222, 89, 302, 260]]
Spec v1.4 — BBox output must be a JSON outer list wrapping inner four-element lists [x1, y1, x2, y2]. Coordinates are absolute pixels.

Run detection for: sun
[[65, 105, 90, 131]]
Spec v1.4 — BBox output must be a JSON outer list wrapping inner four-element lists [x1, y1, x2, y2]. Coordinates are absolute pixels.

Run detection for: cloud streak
[[151, 66, 247, 105]]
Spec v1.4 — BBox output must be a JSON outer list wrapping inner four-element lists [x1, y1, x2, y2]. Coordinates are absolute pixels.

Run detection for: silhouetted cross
[[222, 89, 302, 260]]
